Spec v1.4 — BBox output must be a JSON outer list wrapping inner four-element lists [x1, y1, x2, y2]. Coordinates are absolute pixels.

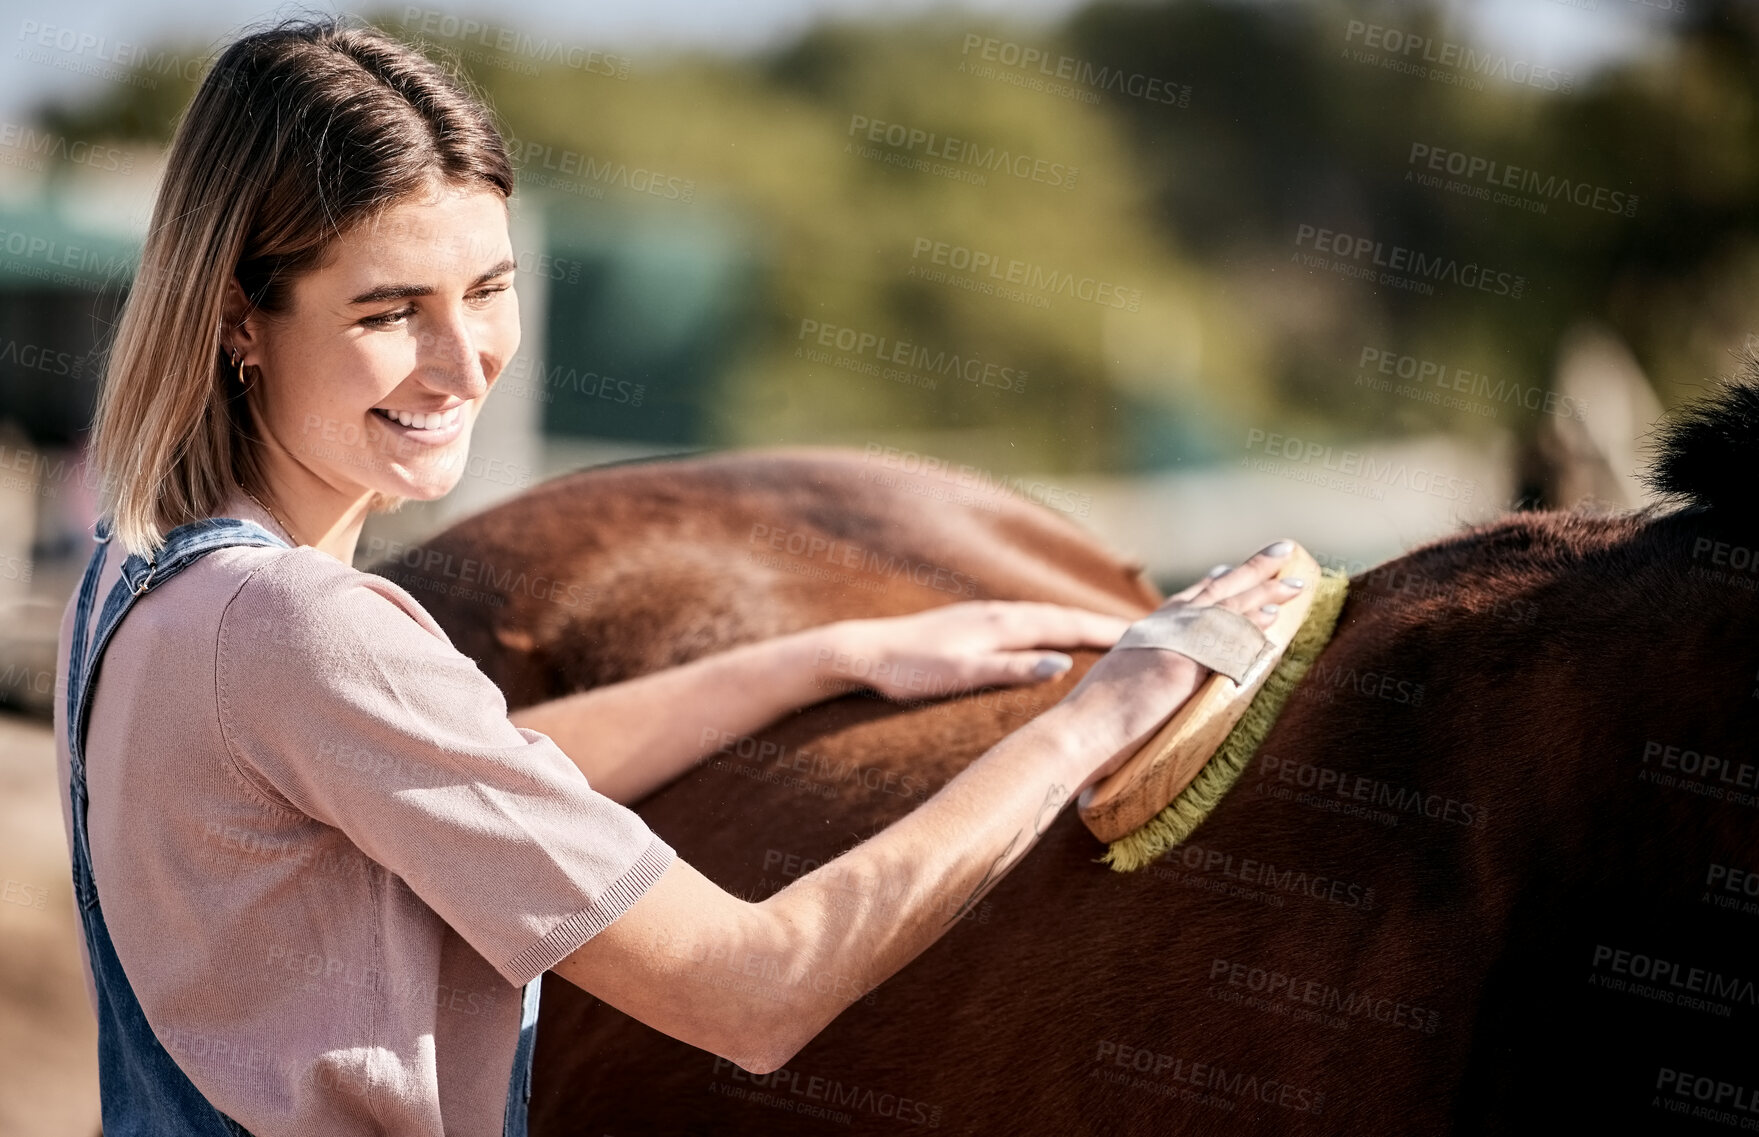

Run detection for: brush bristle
[[1099, 568, 1350, 872]]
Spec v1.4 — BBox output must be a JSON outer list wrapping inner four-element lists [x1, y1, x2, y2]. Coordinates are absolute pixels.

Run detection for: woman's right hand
[[1054, 539, 1308, 789]]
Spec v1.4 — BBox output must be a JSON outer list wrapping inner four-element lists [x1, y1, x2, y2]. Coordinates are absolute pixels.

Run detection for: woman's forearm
[[509, 624, 861, 804], [551, 684, 1171, 1073], [745, 689, 1149, 1062]]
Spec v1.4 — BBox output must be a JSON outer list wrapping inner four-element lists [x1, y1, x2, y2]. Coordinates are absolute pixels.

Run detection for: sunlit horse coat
[[377, 380, 1759, 1135]]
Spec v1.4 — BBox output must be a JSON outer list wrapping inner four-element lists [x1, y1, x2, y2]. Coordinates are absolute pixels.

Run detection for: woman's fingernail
[[1207, 563, 1231, 577], [1264, 540, 1293, 556], [1283, 578, 1306, 589], [1260, 603, 1281, 615], [1033, 654, 1074, 679]]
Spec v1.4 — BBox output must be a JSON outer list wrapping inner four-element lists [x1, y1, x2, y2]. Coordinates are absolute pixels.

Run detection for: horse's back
[[377, 446, 1759, 1135]]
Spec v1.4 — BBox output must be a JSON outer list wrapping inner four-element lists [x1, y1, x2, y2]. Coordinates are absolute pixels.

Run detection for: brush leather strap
[[1112, 605, 1273, 686]]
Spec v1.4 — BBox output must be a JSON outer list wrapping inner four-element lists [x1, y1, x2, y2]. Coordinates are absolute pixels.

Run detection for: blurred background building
[[1, 0, 1753, 1130]]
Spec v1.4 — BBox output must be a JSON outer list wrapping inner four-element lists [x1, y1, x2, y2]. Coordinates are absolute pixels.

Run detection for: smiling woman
[[217, 187, 521, 550], [90, 20, 519, 560], [55, 15, 1308, 1137]]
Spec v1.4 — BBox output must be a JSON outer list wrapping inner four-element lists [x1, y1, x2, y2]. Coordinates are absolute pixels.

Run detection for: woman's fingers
[[1222, 574, 1307, 629], [967, 602, 1131, 649], [1176, 539, 1295, 607], [897, 552, 1300, 669], [970, 650, 1077, 688], [861, 553, 1306, 703], [866, 648, 1076, 701], [1166, 565, 1228, 604]]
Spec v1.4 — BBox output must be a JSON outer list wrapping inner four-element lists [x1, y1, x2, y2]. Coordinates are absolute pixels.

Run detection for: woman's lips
[[370, 405, 465, 446]]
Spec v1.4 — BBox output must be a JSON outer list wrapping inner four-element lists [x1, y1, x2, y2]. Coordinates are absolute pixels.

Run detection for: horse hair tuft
[[1643, 355, 1759, 522]]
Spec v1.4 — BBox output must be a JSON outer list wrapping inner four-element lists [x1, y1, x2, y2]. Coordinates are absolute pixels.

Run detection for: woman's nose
[[416, 317, 491, 399]]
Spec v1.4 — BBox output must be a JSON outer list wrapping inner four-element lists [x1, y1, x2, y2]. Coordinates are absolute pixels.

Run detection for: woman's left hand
[[817, 601, 1132, 703]]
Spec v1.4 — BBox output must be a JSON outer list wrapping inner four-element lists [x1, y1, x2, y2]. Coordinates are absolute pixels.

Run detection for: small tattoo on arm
[[942, 781, 1071, 927], [943, 830, 1020, 927], [1034, 782, 1069, 836]]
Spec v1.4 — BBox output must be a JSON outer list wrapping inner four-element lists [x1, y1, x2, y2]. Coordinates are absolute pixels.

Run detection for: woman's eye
[[361, 306, 414, 328]]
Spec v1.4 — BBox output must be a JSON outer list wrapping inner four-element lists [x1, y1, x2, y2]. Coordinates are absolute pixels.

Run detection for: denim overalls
[[65, 515, 542, 1136]]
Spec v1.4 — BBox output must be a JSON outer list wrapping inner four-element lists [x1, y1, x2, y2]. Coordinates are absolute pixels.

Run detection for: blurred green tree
[[31, 0, 1759, 482]]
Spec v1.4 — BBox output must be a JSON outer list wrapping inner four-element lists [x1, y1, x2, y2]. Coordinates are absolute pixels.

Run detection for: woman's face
[[233, 184, 521, 505]]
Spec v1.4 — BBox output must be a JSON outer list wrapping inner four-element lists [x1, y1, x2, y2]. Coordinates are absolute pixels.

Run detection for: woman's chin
[[397, 476, 461, 503], [366, 466, 463, 506]]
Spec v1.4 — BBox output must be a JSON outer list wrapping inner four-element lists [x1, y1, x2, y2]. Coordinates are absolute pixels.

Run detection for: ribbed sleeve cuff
[[501, 835, 676, 985]]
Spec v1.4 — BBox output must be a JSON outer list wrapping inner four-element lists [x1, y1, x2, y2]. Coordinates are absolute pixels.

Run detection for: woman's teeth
[[374, 406, 462, 430]]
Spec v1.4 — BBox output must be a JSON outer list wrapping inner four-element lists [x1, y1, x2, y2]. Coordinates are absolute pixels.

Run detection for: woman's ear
[[220, 277, 259, 363]]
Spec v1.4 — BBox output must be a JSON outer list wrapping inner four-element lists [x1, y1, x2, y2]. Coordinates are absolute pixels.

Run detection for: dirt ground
[[0, 711, 99, 1136]]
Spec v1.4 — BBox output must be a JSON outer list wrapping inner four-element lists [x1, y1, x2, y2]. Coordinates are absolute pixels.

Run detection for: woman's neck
[[243, 453, 377, 564]]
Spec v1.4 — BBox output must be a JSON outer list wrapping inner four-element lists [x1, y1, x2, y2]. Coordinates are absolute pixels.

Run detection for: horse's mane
[[1644, 356, 1759, 524], [1355, 362, 1759, 622]]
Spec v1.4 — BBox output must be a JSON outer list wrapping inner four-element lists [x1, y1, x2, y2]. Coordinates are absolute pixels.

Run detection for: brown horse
[[374, 383, 1759, 1135]]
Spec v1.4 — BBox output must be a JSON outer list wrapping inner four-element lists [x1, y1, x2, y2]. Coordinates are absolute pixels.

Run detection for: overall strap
[[504, 973, 543, 1137], [68, 518, 288, 789], [115, 516, 294, 598], [67, 515, 288, 1137]]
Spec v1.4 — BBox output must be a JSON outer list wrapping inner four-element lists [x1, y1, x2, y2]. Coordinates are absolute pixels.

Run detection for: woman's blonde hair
[[91, 17, 515, 558]]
